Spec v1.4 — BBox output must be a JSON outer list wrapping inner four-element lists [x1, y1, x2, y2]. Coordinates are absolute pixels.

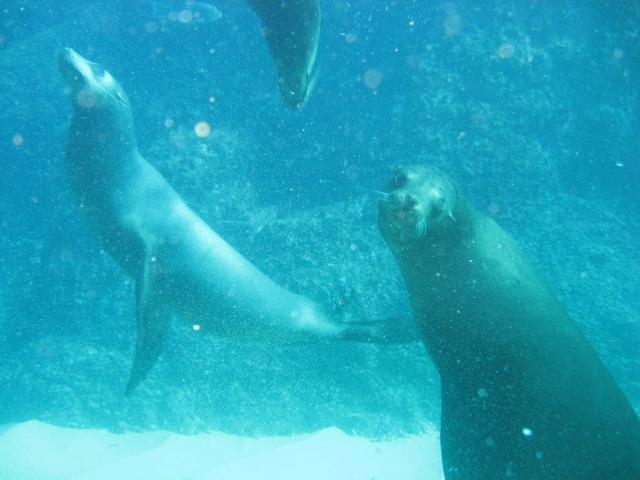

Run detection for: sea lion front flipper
[[125, 254, 170, 395]]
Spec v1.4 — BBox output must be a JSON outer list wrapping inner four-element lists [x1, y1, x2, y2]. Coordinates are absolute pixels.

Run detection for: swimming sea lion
[[247, 0, 320, 109], [58, 48, 411, 394], [377, 164, 640, 479]]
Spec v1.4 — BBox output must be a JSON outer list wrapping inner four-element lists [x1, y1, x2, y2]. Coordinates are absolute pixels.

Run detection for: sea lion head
[[378, 164, 459, 248], [59, 48, 134, 144]]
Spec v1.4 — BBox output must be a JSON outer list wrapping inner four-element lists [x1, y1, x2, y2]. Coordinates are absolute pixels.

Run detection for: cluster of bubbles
[[142, 1, 222, 34], [443, 2, 464, 36], [341, 32, 358, 44], [161, 118, 212, 138]]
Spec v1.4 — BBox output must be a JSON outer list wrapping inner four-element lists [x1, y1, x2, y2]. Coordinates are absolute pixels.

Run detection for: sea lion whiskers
[[373, 190, 391, 202], [414, 217, 427, 239]]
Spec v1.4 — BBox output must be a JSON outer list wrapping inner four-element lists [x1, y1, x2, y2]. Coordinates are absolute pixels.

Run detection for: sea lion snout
[[388, 192, 418, 212], [58, 48, 84, 87], [59, 48, 117, 93], [378, 191, 423, 247]]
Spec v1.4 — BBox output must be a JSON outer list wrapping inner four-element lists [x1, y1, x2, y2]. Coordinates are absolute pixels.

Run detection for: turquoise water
[[0, 0, 638, 476]]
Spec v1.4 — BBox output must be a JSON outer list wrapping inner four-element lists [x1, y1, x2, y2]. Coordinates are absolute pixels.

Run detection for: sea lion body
[[248, 0, 320, 108], [378, 165, 640, 479], [58, 49, 406, 394]]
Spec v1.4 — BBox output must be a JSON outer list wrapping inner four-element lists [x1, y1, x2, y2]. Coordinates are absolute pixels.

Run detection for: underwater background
[[0, 0, 638, 443]]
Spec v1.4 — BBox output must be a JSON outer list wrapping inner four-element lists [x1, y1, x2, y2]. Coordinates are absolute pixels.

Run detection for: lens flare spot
[[443, 13, 463, 36], [76, 89, 97, 108], [362, 68, 383, 90], [498, 42, 515, 59], [145, 21, 159, 34], [12, 133, 24, 146], [194, 121, 211, 138], [177, 9, 194, 23]]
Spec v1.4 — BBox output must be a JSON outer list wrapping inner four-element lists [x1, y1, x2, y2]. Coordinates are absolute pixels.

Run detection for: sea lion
[[58, 48, 412, 394], [247, 0, 320, 109], [377, 164, 640, 479]]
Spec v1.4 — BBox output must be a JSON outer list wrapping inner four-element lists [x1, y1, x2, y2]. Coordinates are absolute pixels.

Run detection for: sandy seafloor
[[0, 1, 639, 478], [0, 421, 444, 480]]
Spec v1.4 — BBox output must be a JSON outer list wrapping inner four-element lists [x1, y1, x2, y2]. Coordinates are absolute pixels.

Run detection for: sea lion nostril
[[404, 195, 417, 208], [388, 192, 415, 210]]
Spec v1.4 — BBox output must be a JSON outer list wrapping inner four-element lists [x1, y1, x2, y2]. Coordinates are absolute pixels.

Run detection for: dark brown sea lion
[[378, 164, 640, 479]]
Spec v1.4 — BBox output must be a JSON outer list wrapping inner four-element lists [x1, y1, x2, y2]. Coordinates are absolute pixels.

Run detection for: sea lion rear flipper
[[125, 254, 170, 395]]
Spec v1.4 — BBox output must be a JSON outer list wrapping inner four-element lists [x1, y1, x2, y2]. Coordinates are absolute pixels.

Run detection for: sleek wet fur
[[378, 164, 640, 479], [248, 0, 320, 109], [59, 48, 411, 394]]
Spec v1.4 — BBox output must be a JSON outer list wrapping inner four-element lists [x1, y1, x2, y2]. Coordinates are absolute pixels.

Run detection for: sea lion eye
[[393, 172, 407, 188]]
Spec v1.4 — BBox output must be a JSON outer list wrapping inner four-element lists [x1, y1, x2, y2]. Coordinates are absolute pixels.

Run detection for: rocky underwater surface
[[0, 0, 638, 436]]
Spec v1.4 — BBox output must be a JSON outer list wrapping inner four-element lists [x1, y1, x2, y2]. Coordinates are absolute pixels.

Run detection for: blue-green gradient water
[[0, 0, 638, 450]]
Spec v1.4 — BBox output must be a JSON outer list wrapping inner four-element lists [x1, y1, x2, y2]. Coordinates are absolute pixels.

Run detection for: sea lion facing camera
[[58, 48, 412, 394], [378, 164, 640, 479]]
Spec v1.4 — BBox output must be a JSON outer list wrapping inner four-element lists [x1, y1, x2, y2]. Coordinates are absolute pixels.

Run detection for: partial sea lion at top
[[378, 164, 640, 479], [58, 48, 415, 394], [247, 0, 320, 109]]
